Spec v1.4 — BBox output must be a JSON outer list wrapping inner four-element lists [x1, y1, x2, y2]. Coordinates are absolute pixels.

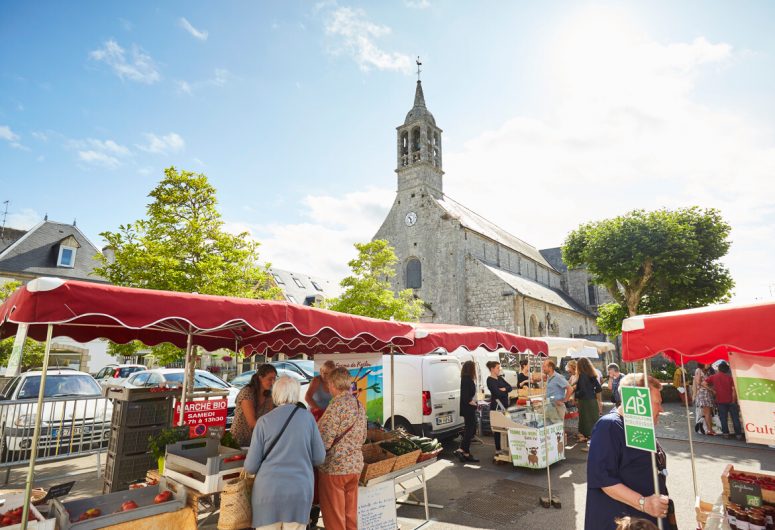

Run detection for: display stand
[[360, 459, 439, 530], [490, 405, 565, 469]]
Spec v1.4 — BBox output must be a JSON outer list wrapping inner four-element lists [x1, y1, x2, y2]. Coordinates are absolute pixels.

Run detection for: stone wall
[[463, 255, 518, 332]]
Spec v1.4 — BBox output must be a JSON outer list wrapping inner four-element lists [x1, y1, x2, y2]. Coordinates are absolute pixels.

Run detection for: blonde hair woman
[[306, 360, 336, 420], [316, 367, 367, 530]]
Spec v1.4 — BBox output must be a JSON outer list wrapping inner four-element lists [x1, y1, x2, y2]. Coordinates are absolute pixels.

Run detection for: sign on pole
[[621, 385, 657, 453], [173, 398, 228, 438]]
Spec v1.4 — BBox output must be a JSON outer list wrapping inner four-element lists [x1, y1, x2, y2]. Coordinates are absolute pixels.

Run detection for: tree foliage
[[0, 281, 45, 369], [563, 207, 734, 337], [95, 167, 281, 364], [324, 240, 424, 322]]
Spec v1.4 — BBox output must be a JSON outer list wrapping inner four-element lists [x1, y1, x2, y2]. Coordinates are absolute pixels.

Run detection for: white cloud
[[324, 6, 413, 73], [176, 69, 231, 95], [405, 0, 430, 8], [0, 125, 19, 143], [31, 131, 48, 141], [138, 166, 154, 176], [231, 188, 393, 281], [137, 132, 185, 154], [179, 17, 208, 41], [6, 208, 41, 230], [89, 39, 160, 84], [70, 137, 131, 169]]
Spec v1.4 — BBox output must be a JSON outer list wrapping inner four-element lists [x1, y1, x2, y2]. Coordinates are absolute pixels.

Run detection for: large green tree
[[324, 240, 424, 322], [562, 207, 734, 337], [95, 167, 281, 365], [0, 281, 45, 370]]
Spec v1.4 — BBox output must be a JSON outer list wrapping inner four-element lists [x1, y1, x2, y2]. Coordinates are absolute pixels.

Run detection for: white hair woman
[[243, 376, 325, 530], [317, 367, 367, 530]]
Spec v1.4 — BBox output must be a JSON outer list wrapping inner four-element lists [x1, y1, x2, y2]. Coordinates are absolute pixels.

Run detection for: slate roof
[[436, 196, 555, 270], [482, 262, 592, 316], [269, 268, 341, 306], [0, 221, 107, 282], [0, 227, 27, 254], [539, 247, 567, 272]]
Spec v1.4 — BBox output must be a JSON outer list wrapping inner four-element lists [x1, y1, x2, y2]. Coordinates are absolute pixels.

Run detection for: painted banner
[[621, 386, 657, 453], [729, 352, 775, 446], [507, 421, 565, 468], [315, 353, 384, 425], [173, 398, 228, 438]]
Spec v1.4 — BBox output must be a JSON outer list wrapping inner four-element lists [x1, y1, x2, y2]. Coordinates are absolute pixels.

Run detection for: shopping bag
[[218, 470, 254, 530]]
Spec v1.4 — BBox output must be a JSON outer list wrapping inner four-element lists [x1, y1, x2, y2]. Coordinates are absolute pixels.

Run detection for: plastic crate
[[111, 399, 173, 428], [162, 438, 246, 494], [108, 424, 165, 456], [102, 385, 181, 402], [0, 492, 54, 530], [53, 477, 186, 530], [103, 451, 157, 493]]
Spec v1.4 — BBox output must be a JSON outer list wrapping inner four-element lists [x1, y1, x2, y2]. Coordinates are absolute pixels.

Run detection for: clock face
[[405, 211, 417, 227]]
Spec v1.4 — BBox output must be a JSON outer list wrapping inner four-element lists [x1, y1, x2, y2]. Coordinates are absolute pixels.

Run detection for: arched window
[[411, 127, 421, 162], [406, 258, 422, 289]]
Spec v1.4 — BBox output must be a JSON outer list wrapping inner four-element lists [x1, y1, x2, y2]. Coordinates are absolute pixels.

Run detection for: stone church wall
[[463, 256, 518, 332]]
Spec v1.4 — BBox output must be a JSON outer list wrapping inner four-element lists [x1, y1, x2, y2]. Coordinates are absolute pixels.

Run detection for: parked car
[[124, 369, 239, 427], [270, 360, 313, 382], [382, 354, 464, 439], [93, 364, 146, 386], [0, 370, 112, 458]]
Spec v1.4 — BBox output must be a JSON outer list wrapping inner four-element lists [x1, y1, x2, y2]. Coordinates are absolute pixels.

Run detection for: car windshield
[[163, 372, 229, 389], [18, 375, 101, 399], [292, 361, 314, 377], [230, 371, 255, 388]]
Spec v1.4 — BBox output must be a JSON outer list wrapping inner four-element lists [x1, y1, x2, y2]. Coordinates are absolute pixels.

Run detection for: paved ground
[[4, 402, 772, 529]]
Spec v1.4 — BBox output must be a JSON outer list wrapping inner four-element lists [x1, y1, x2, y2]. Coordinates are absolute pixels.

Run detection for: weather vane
[[416, 56, 422, 82]]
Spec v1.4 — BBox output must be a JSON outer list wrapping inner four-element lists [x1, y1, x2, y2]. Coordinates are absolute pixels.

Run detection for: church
[[373, 79, 611, 338]]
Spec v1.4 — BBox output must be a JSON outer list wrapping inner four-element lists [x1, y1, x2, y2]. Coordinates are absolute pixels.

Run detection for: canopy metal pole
[[20, 324, 53, 529], [681, 354, 699, 498], [390, 346, 395, 430], [179, 332, 194, 426], [644, 359, 664, 530]]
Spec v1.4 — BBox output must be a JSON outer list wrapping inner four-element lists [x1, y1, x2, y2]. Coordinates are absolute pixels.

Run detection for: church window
[[400, 132, 409, 167], [432, 131, 440, 167], [588, 283, 597, 306], [406, 258, 422, 289], [411, 127, 421, 162]]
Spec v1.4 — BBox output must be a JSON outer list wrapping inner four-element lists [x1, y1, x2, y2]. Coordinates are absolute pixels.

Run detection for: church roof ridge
[[437, 194, 555, 270]]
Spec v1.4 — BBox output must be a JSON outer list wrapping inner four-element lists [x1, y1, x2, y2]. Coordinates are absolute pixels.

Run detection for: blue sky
[[2, 1, 775, 303]]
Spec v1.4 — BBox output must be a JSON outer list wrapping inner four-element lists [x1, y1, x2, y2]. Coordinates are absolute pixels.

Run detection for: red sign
[[173, 399, 228, 438]]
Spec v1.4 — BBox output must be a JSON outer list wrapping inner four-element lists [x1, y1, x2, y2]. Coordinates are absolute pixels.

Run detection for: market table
[[360, 458, 439, 529], [101, 506, 197, 530]]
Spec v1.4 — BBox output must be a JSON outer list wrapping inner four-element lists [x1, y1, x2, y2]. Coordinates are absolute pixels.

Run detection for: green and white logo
[[736, 377, 775, 403], [621, 386, 657, 453]]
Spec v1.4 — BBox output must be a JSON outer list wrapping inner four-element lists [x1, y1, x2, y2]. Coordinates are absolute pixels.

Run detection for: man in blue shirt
[[542, 359, 571, 424], [607, 363, 624, 407]]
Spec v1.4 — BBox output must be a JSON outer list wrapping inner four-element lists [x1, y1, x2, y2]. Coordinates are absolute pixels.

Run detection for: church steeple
[[396, 70, 443, 198]]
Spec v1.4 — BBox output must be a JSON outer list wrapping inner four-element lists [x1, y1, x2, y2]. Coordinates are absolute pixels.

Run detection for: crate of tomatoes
[[51, 477, 186, 530], [0, 492, 54, 530]]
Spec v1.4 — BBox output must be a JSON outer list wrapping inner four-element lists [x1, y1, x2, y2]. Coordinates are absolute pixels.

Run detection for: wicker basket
[[360, 444, 397, 484], [416, 448, 442, 463], [366, 428, 398, 444], [384, 447, 421, 471]]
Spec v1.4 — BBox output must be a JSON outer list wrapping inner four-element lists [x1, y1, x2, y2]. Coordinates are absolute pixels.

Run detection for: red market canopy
[[403, 322, 548, 356], [621, 300, 775, 364], [0, 278, 415, 354]]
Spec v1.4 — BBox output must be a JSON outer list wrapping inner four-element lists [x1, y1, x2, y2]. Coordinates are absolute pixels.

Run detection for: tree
[[563, 207, 734, 336], [95, 167, 281, 364], [0, 281, 45, 370], [324, 240, 425, 322]]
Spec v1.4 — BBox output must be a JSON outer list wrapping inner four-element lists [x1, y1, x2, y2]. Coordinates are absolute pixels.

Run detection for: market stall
[[0, 277, 550, 529], [621, 300, 775, 529]]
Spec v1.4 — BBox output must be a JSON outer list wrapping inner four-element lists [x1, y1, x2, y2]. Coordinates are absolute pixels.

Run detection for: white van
[[381, 354, 463, 439], [448, 348, 518, 398]]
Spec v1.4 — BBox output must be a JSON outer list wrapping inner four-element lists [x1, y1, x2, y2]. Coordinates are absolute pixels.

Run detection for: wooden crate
[[721, 464, 775, 505]]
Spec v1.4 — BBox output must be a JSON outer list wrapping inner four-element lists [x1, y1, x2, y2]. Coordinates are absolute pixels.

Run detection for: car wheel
[[384, 416, 415, 435]]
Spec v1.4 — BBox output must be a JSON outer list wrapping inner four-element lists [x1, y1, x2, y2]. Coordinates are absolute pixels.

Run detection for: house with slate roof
[[0, 219, 113, 371], [269, 267, 341, 306], [374, 80, 604, 338]]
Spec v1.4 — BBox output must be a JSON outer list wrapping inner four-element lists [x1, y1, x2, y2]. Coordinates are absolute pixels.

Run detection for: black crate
[[111, 399, 173, 428], [103, 451, 156, 493], [108, 424, 165, 456]]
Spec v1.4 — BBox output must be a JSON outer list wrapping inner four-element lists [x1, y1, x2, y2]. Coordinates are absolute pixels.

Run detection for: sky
[[2, 1, 775, 303]]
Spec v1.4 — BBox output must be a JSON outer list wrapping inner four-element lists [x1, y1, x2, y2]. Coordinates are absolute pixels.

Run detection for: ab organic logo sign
[[621, 386, 657, 453]]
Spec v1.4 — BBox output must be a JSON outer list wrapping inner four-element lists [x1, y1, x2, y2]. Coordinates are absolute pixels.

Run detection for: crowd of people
[[237, 360, 366, 530], [454, 356, 741, 530]]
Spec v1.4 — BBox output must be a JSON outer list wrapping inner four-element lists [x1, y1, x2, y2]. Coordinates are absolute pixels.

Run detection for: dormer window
[[57, 235, 80, 268]]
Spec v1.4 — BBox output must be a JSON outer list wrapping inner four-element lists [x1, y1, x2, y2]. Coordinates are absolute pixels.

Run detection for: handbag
[[218, 403, 302, 530]]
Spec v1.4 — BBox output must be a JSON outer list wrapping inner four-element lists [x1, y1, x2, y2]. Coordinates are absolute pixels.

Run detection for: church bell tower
[[396, 65, 443, 199]]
